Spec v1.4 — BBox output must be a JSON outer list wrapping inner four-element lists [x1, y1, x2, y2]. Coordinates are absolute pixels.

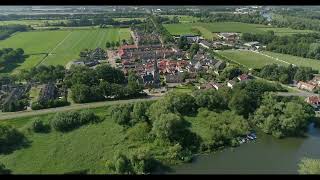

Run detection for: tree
[[127, 71, 143, 97], [131, 102, 149, 124], [194, 89, 228, 111], [298, 158, 320, 174], [253, 94, 314, 138], [228, 89, 253, 118], [111, 104, 133, 126], [0, 124, 25, 153], [106, 152, 132, 174], [178, 36, 189, 50], [71, 84, 91, 103], [165, 93, 197, 115], [189, 43, 200, 59], [106, 42, 111, 48], [0, 163, 11, 174], [151, 113, 184, 142], [115, 41, 120, 47], [111, 41, 116, 49]]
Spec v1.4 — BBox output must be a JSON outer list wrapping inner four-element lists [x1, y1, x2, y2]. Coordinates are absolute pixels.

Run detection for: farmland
[[217, 49, 320, 71], [0, 20, 67, 27], [164, 22, 315, 39], [0, 28, 131, 73], [216, 50, 288, 69]]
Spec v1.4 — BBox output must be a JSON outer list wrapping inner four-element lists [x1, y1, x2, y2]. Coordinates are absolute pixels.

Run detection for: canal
[[170, 123, 320, 174]]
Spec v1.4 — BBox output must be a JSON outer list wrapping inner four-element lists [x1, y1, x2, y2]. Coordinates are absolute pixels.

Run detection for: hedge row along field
[[0, 28, 131, 74]]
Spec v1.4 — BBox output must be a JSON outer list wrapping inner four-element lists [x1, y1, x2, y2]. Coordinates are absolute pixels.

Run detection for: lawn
[[0, 28, 131, 73], [258, 27, 315, 36], [216, 50, 320, 71], [262, 51, 320, 71], [164, 22, 315, 39], [0, 20, 67, 27], [216, 50, 288, 69]]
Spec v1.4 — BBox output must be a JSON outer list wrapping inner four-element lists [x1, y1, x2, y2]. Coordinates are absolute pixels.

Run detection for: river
[[170, 123, 320, 174]]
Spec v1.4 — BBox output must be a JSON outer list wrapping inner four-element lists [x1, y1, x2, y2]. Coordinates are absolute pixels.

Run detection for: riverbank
[[169, 123, 320, 174]]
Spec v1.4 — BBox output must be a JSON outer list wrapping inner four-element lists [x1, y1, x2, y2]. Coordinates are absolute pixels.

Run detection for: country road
[[0, 96, 161, 121]]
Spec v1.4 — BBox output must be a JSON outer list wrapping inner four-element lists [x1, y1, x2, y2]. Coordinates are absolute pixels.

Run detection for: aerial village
[[1, 23, 320, 113]]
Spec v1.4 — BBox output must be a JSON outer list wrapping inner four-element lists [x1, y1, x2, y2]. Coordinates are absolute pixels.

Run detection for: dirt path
[[0, 96, 161, 120]]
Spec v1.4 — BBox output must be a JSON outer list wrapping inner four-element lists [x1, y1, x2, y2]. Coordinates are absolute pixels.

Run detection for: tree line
[[256, 64, 315, 84], [242, 32, 320, 60], [0, 24, 31, 40]]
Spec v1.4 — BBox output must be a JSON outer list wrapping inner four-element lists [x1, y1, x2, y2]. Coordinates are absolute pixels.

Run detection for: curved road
[[0, 96, 161, 121]]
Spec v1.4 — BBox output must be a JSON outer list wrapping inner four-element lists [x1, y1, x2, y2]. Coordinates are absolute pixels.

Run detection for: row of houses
[[198, 73, 252, 90]]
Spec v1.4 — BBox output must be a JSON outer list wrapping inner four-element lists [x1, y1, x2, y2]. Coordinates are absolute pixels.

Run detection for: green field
[[0, 20, 67, 27], [217, 50, 320, 71], [262, 51, 320, 71], [216, 50, 288, 69], [164, 22, 315, 39], [0, 28, 131, 73]]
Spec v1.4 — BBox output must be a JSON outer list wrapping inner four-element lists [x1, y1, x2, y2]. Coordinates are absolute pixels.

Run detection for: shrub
[[32, 119, 50, 133], [0, 125, 25, 153], [0, 162, 11, 174], [51, 110, 100, 132]]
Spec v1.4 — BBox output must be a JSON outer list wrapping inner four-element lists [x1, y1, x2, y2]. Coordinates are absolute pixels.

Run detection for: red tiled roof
[[238, 74, 249, 81], [120, 45, 138, 50], [306, 96, 320, 104]]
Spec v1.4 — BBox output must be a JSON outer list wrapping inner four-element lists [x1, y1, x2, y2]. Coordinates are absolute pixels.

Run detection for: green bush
[[0, 162, 11, 174], [32, 119, 50, 133], [0, 124, 25, 153], [51, 110, 100, 132]]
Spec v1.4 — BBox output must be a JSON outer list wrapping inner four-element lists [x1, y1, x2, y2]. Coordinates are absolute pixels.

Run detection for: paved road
[[0, 96, 161, 121], [276, 92, 316, 97]]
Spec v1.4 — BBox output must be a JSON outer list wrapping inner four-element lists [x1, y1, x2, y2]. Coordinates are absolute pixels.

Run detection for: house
[[214, 60, 226, 70], [199, 40, 211, 49], [205, 81, 222, 90], [305, 96, 320, 108], [165, 73, 184, 83], [141, 73, 154, 87], [217, 33, 239, 43], [181, 34, 201, 43], [227, 80, 236, 89], [237, 74, 250, 81], [244, 41, 260, 50], [38, 83, 57, 104], [297, 81, 317, 92]]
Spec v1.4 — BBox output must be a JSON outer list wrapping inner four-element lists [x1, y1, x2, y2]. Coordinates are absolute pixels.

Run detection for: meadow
[[216, 49, 320, 71], [164, 22, 315, 40], [216, 50, 288, 69], [0, 28, 131, 73]]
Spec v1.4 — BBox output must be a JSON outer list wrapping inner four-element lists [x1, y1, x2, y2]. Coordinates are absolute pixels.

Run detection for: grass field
[[217, 50, 320, 71], [0, 20, 67, 27], [262, 51, 320, 71], [216, 50, 288, 69], [164, 22, 314, 39], [0, 28, 131, 73]]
